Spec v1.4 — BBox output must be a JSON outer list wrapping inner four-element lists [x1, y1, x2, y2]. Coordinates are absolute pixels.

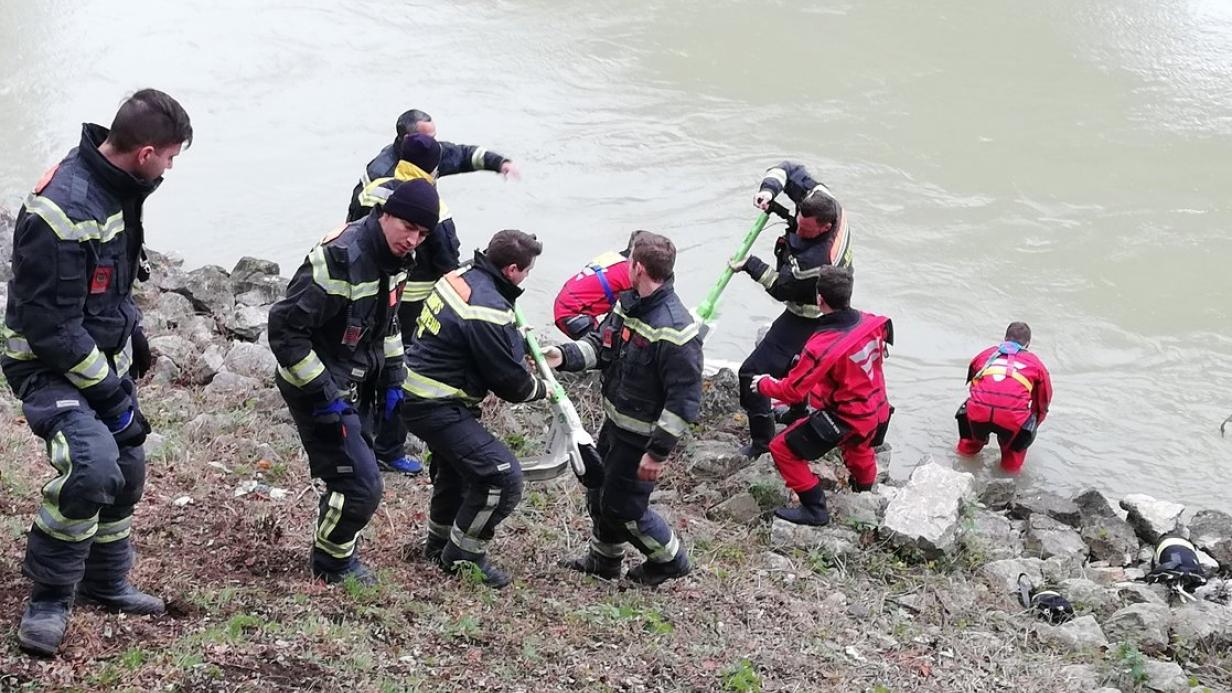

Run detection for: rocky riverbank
[[0, 231, 1229, 690]]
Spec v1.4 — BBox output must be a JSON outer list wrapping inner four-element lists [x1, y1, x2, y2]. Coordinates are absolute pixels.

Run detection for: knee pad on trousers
[[1009, 416, 1038, 452], [52, 415, 125, 515], [955, 404, 973, 441], [560, 315, 596, 340], [784, 411, 847, 460], [600, 475, 654, 524]]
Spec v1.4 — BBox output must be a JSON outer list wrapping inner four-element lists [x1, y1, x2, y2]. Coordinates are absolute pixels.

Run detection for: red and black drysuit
[[955, 342, 1052, 472]]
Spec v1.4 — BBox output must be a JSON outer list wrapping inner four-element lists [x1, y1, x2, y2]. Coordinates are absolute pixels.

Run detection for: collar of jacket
[[359, 214, 411, 274], [785, 229, 827, 252], [78, 123, 161, 200], [393, 161, 436, 184], [618, 276, 675, 317], [816, 307, 861, 329], [471, 250, 523, 303]]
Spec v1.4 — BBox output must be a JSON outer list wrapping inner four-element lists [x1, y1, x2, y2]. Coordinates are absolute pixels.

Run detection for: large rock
[[684, 440, 748, 478], [224, 305, 270, 342], [1169, 600, 1232, 650], [204, 371, 261, 397], [199, 344, 226, 383], [1025, 514, 1090, 562], [979, 478, 1016, 511], [147, 335, 198, 369], [960, 509, 1024, 561], [769, 519, 860, 558], [1009, 492, 1081, 528], [1120, 494, 1185, 544], [1115, 581, 1169, 607], [1189, 509, 1232, 571], [1102, 603, 1172, 654], [1080, 514, 1139, 567], [980, 557, 1045, 594], [881, 458, 975, 559], [698, 368, 741, 420], [1140, 659, 1190, 693], [707, 492, 762, 524], [1059, 578, 1116, 616], [1033, 614, 1108, 652], [828, 491, 886, 529], [724, 462, 789, 510], [230, 256, 280, 289], [175, 265, 235, 317], [1073, 488, 1118, 521], [145, 291, 196, 330], [223, 342, 277, 382]]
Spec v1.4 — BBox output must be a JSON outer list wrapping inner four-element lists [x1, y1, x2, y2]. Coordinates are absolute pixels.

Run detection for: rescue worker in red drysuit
[[551, 230, 644, 339], [753, 267, 892, 525], [955, 322, 1052, 473]]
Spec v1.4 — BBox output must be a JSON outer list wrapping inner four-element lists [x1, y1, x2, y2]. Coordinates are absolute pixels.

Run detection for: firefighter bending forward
[[268, 180, 439, 585]]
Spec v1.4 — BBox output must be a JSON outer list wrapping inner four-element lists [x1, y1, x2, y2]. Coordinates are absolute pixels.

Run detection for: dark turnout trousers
[[583, 424, 682, 564]]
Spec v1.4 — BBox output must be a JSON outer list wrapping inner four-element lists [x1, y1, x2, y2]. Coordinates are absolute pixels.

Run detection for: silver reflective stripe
[[35, 505, 98, 543], [65, 348, 110, 389], [315, 492, 356, 558], [578, 340, 598, 369], [24, 194, 125, 242], [466, 488, 502, 540], [625, 522, 680, 563], [2, 325, 35, 361], [809, 182, 835, 198], [113, 336, 134, 377], [603, 398, 654, 435], [755, 267, 778, 290], [590, 536, 625, 559], [95, 516, 132, 544], [357, 179, 395, 209], [1154, 537, 1195, 564], [428, 520, 451, 541], [470, 147, 488, 169], [655, 409, 689, 438], [763, 167, 788, 187], [384, 333, 403, 359], [786, 302, 822, 319], [449, 525, 489, 554], [789, 257, 822, 280], [278, 351, 326, 387]]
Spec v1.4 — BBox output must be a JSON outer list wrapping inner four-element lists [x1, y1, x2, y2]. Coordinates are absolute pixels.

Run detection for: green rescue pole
[[695, 211, 770, 324], [513, 305, 567, 403]]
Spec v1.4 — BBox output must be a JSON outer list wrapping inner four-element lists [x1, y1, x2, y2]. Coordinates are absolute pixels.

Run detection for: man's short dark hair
[[799, 190, 838, 225], [486, 229, 542, 270], [107, 89, 192, 152], [630, 232, 676, 282], [1005, 322, 1032, 345], [396, 109, 433, 139], [625, 229, 648, 253], [815, 266, 853, 309]]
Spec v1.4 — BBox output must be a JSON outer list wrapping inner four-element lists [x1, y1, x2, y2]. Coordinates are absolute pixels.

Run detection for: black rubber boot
[[850, 480, 875, 493], [627, 552, 691, 587], [774, 484, 830, 526], [311, 558, 378, 586], [739, 415, 776, 459], [440, 541, 511, 589], [422, 534, 447, 564], [559, 551, 622, 580], [77, 580, 165, 615], [17, 583, 74, 657]]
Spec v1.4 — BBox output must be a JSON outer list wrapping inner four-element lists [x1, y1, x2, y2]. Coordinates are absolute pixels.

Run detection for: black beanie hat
[[381, 179, 439, 230], [398, 133, 442, 174]]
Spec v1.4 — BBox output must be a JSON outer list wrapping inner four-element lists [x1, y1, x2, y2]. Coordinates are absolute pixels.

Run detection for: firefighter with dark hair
[[269, 180, 438, 586], [956, 322, 1052, 472], [755, 266, 893, 525], [730, 161, 854, 458], [3, 89, 192, 656], [547, 232, 702, 585], [402, 229, 549, 588]]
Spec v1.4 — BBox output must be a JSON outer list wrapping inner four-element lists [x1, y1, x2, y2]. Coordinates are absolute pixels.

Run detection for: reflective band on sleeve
[[578, 340, 598, 369], [603, 398, 655, 435], [24, 194, 125, 242], [95, 516, 133, 544], [763, 167, 788, 187], [277, 351, 327, 387], [403, 280, 437, 302], [449, 525, 489, 554], [789, 257, 822, 280], [655, 409, 689, 437], [356, 180, 394, 210], [65, 348, 111, 389], [755, 267, 778, 290], [314, 492, 356, 559], [384, 333, 404, 359], [470, 147, 488, 170], [113, 336, 134, 377], [402, 370, 480, 403], [309, 246, 380, 299], [1, 326, 35, 361]]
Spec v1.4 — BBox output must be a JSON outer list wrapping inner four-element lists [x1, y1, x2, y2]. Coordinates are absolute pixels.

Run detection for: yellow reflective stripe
[[591, 250, 624, 268], [469, 147, 488, 170], [314, 492, 355, 558], [24, 194, 124, 242], [95, 516, 133, 544], [2, 325, 36, 361], [755, 267, 778, 290], [655, 409, 689, 438], [786, 302, 822, 319], [113, 336, 134, 377], [438, 274, 514, 325], [973, 366, 1034, 393], [625, 521, 680, 563], [589, 536, 625, 559], [402, 370, 480, 403], [44, 433, 72, 507], [449, 525, 488, 554], [65, 347, 110, 389], [384, 333, 404, 359], [403, 280, 436, 302], [392, 162, 435, 184], [763, 167, 788, 188], [603, 398, 654, 435], [308, 246, 380, 299], [437, 199, 452, 223], [357, 179, 395, 209], [278, 351, 326, 387], [611, 303, 699, 346], [36, 505, 98, 542]]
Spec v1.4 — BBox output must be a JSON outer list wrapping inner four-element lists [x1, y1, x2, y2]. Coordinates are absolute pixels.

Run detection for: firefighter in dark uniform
[[547, 232, 701, 586], [730, 161, 854, 458], [268, 180, 439, 586], [349, 134, 459, 475], [2, 90, 192, 657], [347, 108, 519, 221], [401, 230, 549, 588]]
